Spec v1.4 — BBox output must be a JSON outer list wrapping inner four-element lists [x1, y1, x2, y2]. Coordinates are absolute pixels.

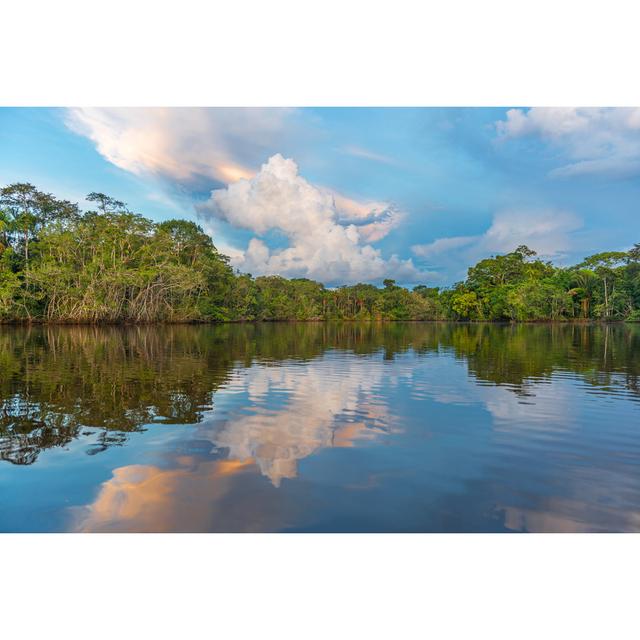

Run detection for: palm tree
[[569, 269, 599, 318]]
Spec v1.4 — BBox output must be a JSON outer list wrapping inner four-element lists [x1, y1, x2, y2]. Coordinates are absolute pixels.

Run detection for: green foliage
[[1, 182, 639, 324], [625, 310, 640, 322], [0, 266, 21, 319]]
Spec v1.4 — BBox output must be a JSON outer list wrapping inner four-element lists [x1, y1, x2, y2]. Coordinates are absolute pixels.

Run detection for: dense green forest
[[1, 182, 639, 323]]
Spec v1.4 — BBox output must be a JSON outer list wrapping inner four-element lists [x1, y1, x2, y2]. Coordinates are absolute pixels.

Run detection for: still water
[[1, 322, 639, 532]]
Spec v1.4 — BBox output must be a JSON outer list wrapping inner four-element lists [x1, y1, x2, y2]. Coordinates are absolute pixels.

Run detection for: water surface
[[1, 322, 639, 532]]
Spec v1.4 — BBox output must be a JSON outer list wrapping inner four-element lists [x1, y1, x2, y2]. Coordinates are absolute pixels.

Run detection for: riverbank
[[0, 317, 635, 326]]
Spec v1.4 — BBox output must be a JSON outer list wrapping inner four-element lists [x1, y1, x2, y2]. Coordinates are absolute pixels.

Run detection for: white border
[[2, 2, 639, 638], [1, 0, 639, 105], [2, 534, 639, 639]]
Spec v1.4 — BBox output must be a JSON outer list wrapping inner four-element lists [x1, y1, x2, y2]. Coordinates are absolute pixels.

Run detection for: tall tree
[[579, 252, 628, 319], [86, 192, 127, 214]]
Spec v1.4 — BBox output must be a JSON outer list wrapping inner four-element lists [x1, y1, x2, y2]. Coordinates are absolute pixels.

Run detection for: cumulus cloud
[[197, 154, 429, 284], [495, 107, 640, 178], [66, 108, 419, 283], [412, 208, 583, 278], [65, 107, 300, 186]]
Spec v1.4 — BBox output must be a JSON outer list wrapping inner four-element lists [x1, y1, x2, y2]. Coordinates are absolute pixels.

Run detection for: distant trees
[[431, 245, 640, 322], [1, 181, 639, 324], [577, 252, 628, 319]]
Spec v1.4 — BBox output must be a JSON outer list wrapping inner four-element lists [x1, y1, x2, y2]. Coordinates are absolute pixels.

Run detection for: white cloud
[[66, 108, 404, 236], [329, 192, 404, 243], [412, 235, 477, 259], [495, 107, 640, 177], [550, 157, 640, 179], [496, 107, 593, 138], [66, 108, 418, 282], [197, 154, 429, 284], [65, 107, 299, 185], [478, 209, 582, 258], [412, 208, 583, 277]]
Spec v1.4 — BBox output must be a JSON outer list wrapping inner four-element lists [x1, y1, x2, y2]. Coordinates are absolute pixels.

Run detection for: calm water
[[1, 322, 639, 533]]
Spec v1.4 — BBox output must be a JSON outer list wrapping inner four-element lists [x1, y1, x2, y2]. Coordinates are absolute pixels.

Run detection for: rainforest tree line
[[1, 182, 639, 323]]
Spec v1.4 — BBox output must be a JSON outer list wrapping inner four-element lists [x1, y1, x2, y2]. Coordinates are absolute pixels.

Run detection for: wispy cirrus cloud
[[494, 107, 640, 178], [65, 107, 300, 186], [412, 235, 477, 259], [341, 145, 397, 165]]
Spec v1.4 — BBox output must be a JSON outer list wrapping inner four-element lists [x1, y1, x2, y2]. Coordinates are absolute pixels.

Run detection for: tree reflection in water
[[1, 322, 639, 468]]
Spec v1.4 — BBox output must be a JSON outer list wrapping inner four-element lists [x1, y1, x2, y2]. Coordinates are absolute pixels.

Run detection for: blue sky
[[1, 107, 638, 285]]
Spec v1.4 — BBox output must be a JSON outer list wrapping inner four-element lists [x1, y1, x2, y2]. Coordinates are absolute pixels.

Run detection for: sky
[[0, 107, 638, 286]]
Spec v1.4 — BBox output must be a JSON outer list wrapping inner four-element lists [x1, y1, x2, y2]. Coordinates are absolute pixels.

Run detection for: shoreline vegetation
[[1, 183, 639, 325]]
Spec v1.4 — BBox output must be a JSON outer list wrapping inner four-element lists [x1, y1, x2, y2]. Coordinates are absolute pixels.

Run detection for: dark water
[[1, 322, 639, 533]]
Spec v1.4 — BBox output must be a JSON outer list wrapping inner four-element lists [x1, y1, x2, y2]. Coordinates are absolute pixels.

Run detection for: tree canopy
[[1, 182, 639, 323]]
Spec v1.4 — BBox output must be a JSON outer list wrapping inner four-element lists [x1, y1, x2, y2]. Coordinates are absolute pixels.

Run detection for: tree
[[0, 209, 11, 253], [579, 252, 628, 319], [86, 192, 127, 214], [568, 269, 598, 318], [627, 243, 640, 263], [0, 183, 41, 268], [0, 183, 80, 269], [450, 289, 482, 320], [2, 181, 640, 325]]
